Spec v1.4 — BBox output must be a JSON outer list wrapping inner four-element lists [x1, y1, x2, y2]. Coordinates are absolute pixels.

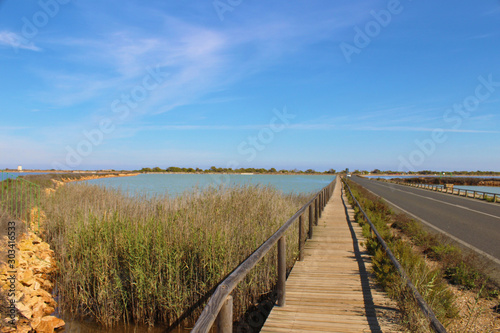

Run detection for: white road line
[[372, 181, 500, 220]]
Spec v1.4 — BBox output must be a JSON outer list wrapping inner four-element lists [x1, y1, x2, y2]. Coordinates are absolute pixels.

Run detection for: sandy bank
[[61, 173, 140, 183]]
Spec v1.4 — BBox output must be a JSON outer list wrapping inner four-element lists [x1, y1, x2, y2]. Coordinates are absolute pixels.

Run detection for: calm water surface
[[82, 174, 336, 197], [0, 172, 52, 180], [454, 185, 500, 195]]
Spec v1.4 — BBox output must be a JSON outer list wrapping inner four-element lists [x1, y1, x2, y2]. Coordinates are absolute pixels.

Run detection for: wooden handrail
[[343, 177, 447, 333], [191, 177, 337, 333]]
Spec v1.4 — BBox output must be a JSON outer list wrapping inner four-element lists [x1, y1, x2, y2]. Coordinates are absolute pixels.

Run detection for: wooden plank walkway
[[261, 178, 401, 333]]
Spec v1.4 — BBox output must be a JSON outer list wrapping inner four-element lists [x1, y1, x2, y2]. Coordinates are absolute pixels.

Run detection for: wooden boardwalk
[[261, 178, 401, 333]]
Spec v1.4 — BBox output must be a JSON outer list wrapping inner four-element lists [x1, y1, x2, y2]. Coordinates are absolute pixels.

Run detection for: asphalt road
[[349, 176, 500, 266]]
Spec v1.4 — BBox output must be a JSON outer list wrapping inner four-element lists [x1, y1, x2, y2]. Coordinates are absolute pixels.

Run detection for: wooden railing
[[191, 177, 337, 333], [343, 178, 447, 333], [394, 181, 500, 203]]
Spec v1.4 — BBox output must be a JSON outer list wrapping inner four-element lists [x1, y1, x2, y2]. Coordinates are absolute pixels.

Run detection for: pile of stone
[[1, 231, 64, 333]]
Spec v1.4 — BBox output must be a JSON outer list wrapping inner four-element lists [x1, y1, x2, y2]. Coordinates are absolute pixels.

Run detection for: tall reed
[[40, 183, 310, 327]]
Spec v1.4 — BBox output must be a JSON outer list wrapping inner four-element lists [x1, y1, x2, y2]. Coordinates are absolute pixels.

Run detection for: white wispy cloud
[[0, 31, 41, 51], [353, 126, 500, 133]]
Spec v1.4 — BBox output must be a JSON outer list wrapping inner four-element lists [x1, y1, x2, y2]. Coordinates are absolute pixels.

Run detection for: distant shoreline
[[63, 173, 141, 183], [141, 172, 335, 176]]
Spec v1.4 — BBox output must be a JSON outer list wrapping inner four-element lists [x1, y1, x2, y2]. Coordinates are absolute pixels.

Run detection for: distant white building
[[17, 165, 23, 172]]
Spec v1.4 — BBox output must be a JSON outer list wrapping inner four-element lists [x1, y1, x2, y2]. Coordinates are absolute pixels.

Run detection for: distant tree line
[[134, 167, 337, 174]]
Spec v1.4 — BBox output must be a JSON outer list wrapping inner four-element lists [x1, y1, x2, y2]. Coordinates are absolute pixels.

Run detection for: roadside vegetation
[[28, 180, 311, 328], [344, 180, 500, 332]]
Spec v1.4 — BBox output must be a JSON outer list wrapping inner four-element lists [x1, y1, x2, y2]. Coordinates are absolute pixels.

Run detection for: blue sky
[[0, 0, 499, 172]]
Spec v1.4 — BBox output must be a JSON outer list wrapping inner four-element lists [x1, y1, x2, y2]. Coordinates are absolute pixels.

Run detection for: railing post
[[319, 193, 322, 218], [308, 204, 313, 239], [216, 295, 233, 333], [277, 236, 286, 306], [298, 215, 304, 261], [315, 197, 318, 225]]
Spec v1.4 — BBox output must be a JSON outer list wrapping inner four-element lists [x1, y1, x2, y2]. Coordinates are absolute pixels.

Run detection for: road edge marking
[[356, 180, 500, 267]]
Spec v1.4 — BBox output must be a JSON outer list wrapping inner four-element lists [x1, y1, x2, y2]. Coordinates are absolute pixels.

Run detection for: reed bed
[[40, 182, 310, 328]]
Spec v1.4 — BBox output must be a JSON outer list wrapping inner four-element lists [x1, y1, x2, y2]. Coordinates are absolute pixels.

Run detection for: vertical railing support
[[277, 236, 286, 306], [320, 191, 323, 210], [298, 215, 304, 261], [315, 197, 318, 225], [319, 193, 322, 218], [308, 204, 313, 239], [216, 295, 233, 333]]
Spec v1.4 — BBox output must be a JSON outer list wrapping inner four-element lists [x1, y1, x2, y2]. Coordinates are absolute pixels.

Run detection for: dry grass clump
[[40, 183, 310, 328]]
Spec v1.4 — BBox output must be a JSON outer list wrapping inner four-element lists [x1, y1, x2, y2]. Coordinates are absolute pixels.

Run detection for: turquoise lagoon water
[[454, 185, 500, 195], [0, 172, 51, 180], [81, 174, 336, 197]]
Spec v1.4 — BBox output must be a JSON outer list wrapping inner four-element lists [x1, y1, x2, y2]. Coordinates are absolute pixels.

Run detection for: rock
[[31, 317, 42, 330], [44, 188, 56, 196], [16, 324, 32, 333], [32, 303, 46, 319], [16, 302, 33, 319], [1, 222, 61, 332], [33, 289, 57, 308], [32, 280, 42, 291], [19, 270, 35, 286], [34, 316, 65, 333], [41, 279, 53, 292], [43, 306, 55, 316]]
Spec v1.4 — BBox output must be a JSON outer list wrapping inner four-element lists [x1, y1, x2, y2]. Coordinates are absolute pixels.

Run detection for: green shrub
[[444, 262, 481, 289]]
